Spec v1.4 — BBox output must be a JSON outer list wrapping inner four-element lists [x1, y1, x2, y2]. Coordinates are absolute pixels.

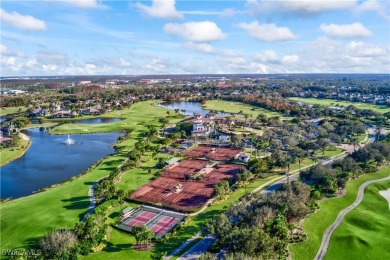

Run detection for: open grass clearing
[[0, 107, 26, 117], [325, 179, 390, 260], [289, 165, 390, 260], [289, 97, 390, 114], [203, 100, 286, 118], [0, 139, 30, 167]]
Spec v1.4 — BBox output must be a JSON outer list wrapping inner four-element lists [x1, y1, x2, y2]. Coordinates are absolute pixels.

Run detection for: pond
[[158, 101, 233, 117], [0, 128, 122, 199], [63, 118, 122, 124]]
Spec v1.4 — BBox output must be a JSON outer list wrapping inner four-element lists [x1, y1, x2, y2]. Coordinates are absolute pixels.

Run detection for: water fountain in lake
[[65, 135, 75, 145]]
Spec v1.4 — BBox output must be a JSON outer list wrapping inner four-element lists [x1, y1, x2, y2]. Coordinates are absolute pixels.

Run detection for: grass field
[[80, 175, 281, 260], [0, 107, 26, 117], [49, 101, 179, 135], [289, 165, 390, 260], [0, 138, 30, 167], [0, 101, 182, 252], [325, 179, 390, 260], [203, 100, 284, 118], [289, 97, 390, 114]]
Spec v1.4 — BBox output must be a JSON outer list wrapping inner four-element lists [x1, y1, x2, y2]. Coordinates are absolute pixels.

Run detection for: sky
[[1, 0, 389, 76]]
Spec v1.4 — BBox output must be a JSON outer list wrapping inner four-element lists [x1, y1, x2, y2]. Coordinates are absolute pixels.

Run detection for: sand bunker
[[379, 188, 390, 210]]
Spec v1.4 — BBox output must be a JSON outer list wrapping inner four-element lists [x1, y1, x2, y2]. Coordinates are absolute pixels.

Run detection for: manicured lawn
[[289, 97, 390, 114], [0, 106, 26, 117], [230, 127, 264, 136], [0, 139, 30, 167], [0, 101, 180, 251], [49, 101, 183, 135], [203, 100, 285, 118], [80, 175, 280, 260], [289, 165, 390, 260], [314, 148, 344, 158], [325, 179, 390, 260]]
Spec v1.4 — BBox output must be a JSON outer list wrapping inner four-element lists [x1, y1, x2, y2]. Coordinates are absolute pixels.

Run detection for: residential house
[[28, 108, 46, 117]]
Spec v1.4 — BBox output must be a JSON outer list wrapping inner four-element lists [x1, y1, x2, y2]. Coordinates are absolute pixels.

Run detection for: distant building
[[28, 108, 46, 117], [236, 152, 251, 163], [80, 107, 101, 115]]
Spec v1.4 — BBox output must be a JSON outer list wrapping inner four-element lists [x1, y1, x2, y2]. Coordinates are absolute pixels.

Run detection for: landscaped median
[[289, 165, 390, 260]]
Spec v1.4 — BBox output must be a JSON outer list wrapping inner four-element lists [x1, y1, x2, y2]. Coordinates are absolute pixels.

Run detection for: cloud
[[37, 50, 68, 64], [164, 21, 226, 42], [320, 22, 372, 38], [295, 37, 389, 72], [0, 9, 47, 31], [346, 41, 386, 57], [254, 50, 279, 63], [0, 44, 25, 57], [135, 0, 183, 19], [282, 55, 299, 64], [236, 21, 296, 41], [247, 0, 357, 16], [181, 10, 220, 15], [354, 0, 390, 21], [183, 42, 215, 53], [1, 44, 8, 55], [119, 58, 132, 67], [53, 0, 104, 9]]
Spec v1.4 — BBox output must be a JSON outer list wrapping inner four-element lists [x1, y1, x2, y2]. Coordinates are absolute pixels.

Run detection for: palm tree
[[243, 114, 249, 131]]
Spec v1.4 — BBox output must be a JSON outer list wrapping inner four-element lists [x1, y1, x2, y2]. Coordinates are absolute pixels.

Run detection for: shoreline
[[0, 133, 32, 167]]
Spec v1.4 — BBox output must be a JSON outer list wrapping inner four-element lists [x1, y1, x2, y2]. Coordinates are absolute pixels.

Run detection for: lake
[[0, 128, 122, 199], [64, 118, 122, 124], [158, 101, 232, 116]]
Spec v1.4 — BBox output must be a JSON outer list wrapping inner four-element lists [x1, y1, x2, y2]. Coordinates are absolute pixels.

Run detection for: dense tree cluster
[[301, 142, 390, 197], [1, 96, 28, 107], [205, 182, 313, 259]]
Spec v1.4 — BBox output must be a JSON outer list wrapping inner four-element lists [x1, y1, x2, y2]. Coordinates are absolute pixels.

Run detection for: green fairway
[[50, 101, 182, 135], [0, 138, 30, 167], [289, 97, 390, 114], [0, 101, 181, 251], [325, 180, 390, 260], [203, 100, 285, 118], [289, 165, 390, 260], [0, 106, 26, 117], [80, 175, 280, 260]]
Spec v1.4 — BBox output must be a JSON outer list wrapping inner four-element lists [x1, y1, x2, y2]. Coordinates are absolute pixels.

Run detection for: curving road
[[314, 174, 390, 260]]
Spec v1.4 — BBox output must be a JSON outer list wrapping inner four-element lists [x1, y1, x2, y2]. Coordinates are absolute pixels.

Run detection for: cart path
[[315, 174, 390, 260]]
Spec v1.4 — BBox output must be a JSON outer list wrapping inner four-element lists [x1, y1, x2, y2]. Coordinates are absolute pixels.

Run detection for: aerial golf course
[[289, 97, 390, 114], [289, 165, 390, 260]]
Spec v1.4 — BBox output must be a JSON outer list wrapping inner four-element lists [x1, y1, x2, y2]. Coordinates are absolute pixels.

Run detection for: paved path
[[164, 232, 202, 260], [83, 176, 105, 221], [84, 151, 130, 221], [314, 174, 390, 260], [177, 235, 216, 260]]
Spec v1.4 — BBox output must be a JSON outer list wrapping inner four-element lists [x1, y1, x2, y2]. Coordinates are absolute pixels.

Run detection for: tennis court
[[118, 206, 184, 237], [184, 146, 240, 161]]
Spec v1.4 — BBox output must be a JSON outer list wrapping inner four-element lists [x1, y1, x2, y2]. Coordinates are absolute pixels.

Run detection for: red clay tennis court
[[149, 216, 179, 235], [118, 206, 184, 237], [130, 161, 244, 211], [184, 146, 240, 161], [125, 211, 156, 227], [164, 159, 208, 178]]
